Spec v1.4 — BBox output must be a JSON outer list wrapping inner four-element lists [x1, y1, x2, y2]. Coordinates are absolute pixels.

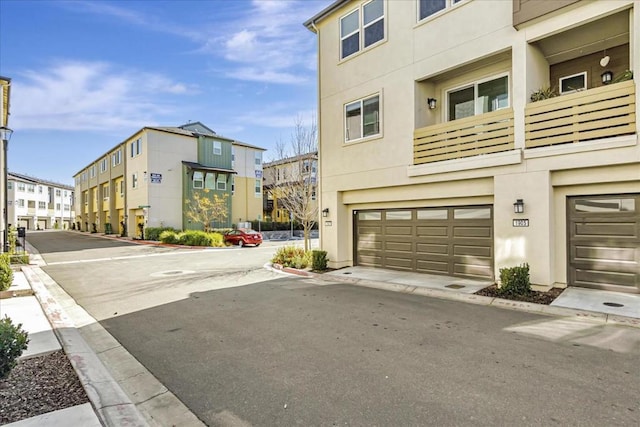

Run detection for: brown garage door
[[355, 206, 493, 280], [568, 194, 640, 294]]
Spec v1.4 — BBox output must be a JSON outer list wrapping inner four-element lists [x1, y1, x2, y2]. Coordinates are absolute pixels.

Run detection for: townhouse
[[8, 172, 75, 230], [73, 122, 265, 237], [305, 0, 640, 293], [263, 152, 318, 222]]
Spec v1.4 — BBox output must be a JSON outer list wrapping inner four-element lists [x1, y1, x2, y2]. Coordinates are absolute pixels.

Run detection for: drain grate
[[445, 284, 466, 289], [603, 302, 624, 308]]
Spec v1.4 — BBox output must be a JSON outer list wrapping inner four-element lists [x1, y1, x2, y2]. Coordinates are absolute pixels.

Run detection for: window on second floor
[[216, 174, 227, 191], [55, 189, 61, 197], [345, 93, 380, 142], [64, 204, 70, 211], [340, 0, 385, 60], [447, 74, 509, 121], [130, 138, 142, 157], [120, 181, 125, 196], [55, 203, 61, 210], [27, 184, 35, 193], [132, 173, 139, 189], [254, 152, 262, 167], [193, 171, 204, 189], [39, 186, 43, 194], [17, 199, 25, 208], [100, 158, 108, 173], [213, 141, 222, 155], [419, 0, 465, 21], [28, 200, 35, 209], [38, 201, 46, 209], [112, 149, 122, 166], [254, 179, 261, 196], [103, 186, 110, 200], [17, 183, 25, 192]]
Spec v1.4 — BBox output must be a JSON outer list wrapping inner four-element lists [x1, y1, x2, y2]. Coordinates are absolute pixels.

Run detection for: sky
[[0, 0, 331, 186]]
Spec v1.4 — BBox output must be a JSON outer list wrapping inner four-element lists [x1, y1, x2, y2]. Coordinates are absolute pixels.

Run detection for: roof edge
[[303, 0, 350, 31]]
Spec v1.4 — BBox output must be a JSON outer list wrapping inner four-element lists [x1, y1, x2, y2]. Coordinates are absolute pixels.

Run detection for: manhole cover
[[603, 302, 624, 308], [445, 284, 466, 289]]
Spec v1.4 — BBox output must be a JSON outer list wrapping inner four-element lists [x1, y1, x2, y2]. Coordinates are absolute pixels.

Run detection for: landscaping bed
[[475, 284, 564, 305]]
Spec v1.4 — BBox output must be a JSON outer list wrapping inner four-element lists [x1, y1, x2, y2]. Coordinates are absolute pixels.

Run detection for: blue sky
[[0, 0, 330, 185]]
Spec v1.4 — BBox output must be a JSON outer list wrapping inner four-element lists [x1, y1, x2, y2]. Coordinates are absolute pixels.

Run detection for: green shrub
[[272, 246, 311, 269], [159, 230, 179, 244], [145, 227, 179, 241], [499, 263, 531, 296], [0, 254, 13, 291], [0, 316, 29, 379], [178, 230, 215, 246], [312, 250, 328, 271], [9, 254, 30, 265], [207, 232, 225, 247]]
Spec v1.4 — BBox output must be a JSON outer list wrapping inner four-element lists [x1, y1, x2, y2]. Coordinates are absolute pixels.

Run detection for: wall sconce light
[[427, 98, 437, 110], [513, 199, 524, 214], [601, 71, 613, 84], [322, 208, 329, 217]]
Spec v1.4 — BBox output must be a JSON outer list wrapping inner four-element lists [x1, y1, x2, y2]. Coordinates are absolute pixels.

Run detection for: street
[[27, 231, 640, 426]]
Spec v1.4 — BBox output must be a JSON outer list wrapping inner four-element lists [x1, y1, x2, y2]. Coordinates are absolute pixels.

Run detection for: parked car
[[224, 229, 263, 247]]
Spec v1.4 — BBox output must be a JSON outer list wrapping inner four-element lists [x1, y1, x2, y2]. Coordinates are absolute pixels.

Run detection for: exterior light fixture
[[427, 98, 437, 110], [322, 208, 329, 217], [0, 126, 14, 253], [601, 71, 613, 84], [513, 199, 524, 214]]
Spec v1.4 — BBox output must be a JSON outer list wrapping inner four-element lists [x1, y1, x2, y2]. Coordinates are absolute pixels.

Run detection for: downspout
[[311, 21, 323, 251]]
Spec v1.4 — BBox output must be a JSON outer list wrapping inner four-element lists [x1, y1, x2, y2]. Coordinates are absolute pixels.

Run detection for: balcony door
[[447, 74, 509, 121]]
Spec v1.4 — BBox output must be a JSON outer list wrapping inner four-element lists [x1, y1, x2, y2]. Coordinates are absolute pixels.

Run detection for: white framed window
[[17, 199, 24, 208], [55, 203, 61, 210], [340, 0, 385, 60], [103, 186, 110, 200], [100, 158, 108, 173], [7, 182, 12, 190], [119, 181, 125, 196], [27, 184, 35, 193], [254, 151, 262, 167], [64, 204, 70, 211], [130, 138, 142, 157], [418, 0, 465, 21], [216, 174, 227, 191], [559, 72, 587, 94], [447, 74, 509, 121], [55, 189, 61, 196], [38, 201, 46, 209], [254, 179, 261, 196], [132, 173, 138, 189], [89, 166, 96, 178], [192, 171, 204, 189], [345, 93, 380, 142], [39, 186, 43, 194], [205, 173, 215, 190], [17, 183, 25, 191], [112, 150, 122, 166], [213, 141, 222, 155]]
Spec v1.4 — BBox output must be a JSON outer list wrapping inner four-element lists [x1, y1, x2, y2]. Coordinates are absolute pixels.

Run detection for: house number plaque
[[512, 219, 529, 227]]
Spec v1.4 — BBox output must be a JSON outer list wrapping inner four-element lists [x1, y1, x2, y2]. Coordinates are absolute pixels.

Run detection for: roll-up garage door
[[568, 194, 639, 293], [355, 206, 493, 280]]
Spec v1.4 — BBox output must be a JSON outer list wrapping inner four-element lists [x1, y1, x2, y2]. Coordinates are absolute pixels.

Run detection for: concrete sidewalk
[[0, 269, 148, 427]]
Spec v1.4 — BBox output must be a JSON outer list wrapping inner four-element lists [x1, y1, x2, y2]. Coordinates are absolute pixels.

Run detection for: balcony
[[525, 80, 636, 149], [413, 109, 515, 165]]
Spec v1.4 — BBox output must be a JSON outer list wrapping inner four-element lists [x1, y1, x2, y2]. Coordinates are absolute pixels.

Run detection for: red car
[[224, 229, 263, 247]]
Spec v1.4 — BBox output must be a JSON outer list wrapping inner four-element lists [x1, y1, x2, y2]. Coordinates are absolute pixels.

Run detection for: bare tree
[[265, 116, 318, 251], [184, 191, 229, 232]]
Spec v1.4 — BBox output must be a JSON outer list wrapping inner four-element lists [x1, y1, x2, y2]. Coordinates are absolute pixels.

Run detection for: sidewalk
[[0, 269, 148, 427]]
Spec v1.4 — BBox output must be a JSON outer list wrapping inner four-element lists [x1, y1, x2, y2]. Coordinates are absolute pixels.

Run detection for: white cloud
[[11, 60, 193, 131]]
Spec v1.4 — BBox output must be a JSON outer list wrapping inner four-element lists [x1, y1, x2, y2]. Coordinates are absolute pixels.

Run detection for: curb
[[266, 264, 640, 329], [22, 266, 150, 427]]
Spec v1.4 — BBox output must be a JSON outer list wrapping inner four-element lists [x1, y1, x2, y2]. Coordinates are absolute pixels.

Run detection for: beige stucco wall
[[315, 0, 639, 286]]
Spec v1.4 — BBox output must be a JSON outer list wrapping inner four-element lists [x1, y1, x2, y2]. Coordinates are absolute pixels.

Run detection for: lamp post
[[0, 126, 14, 253]]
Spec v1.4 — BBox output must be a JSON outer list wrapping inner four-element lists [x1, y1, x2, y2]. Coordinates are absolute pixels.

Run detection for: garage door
[[355, 206, 493, 280], [568, 194, 639, 294]]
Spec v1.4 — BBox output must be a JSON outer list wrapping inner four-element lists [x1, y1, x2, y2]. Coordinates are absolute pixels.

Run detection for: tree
[[265, 116, 318, 251], [184, 191, 229, 232]]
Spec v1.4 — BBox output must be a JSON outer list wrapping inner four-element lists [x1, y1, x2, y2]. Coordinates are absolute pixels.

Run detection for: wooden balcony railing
[[413, 109, 515, 165], [525, 80, 636, 149]]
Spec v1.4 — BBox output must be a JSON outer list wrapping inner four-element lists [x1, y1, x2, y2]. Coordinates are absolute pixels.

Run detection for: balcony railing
[[525, 80, 636, 149], [414, 109, 515, 165]]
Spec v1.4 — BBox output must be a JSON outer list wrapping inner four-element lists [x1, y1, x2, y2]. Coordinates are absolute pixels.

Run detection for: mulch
[[475, 284, 564, 305], [0, 350, 89, 424]]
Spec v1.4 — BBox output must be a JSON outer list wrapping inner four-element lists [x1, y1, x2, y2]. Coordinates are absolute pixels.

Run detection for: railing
[[525, 80, 636, 149], [413, 109, 515, 165]]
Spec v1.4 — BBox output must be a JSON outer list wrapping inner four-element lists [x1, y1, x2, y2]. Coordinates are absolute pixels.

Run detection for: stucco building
[[73, 122, 265, 237], [305, 0, 639, 293]]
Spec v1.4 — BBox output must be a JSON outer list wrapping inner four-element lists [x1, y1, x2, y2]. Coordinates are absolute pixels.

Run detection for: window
[[27, 184, 35, 193], [17, 183, 25, 191], [205, 173, 215, 190], [419, 0, 464, 21], [103, 186, 110, 200], [64, 204, 70, 211], [55, 189, 61, 196], [359, 211, 381, 220], [302, 159, 311, 174], [386, 210, 412, 220], [112, 150, 122, 166], [120, 181, 125, 196], [193, 171, 204, 189], [454, 207, 491, 219], [311, 188, 316, 201], [55, 203, 61, 210], [132, 173, 138, 189], [345, 94, 380, 142], [213, 141, 222, 155], [231, 176, 235, 195], [39, 186, 43, 194], [7, 182, 12, 190], [63, 190, 67, 197], [340, 0, 385, 60], [254, 151, 262, 167], [231, 148, 235, 166], [559, 72, 587, 94], [254, 179, 261, 195], [38, 201, 46, 209], [130, 138, 142, 157], [447, 74, 509, 121], [28, 200, 35, 208], [215, 174, 226, 191], [17, 199, 25, 208], [100, 158, 108, 173]]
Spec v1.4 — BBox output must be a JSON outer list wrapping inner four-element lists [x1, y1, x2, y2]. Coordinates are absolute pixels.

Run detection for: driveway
[[27, 231, 640, 426]]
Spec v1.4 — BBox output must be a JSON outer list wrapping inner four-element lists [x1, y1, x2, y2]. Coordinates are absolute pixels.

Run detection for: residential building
[[231, 141, 266, 224], [8, 172, 75, 230], [73, 122, 265, 237], [263, 152, 318, 222], [305, 0, 640, 294]]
